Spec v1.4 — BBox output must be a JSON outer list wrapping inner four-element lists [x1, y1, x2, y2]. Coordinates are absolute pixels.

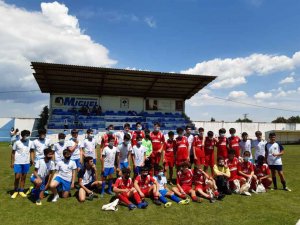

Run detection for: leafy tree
[[287, 116, 300, 123], [236, 118, 253, 123], [210, 117, 216, 122], [37, 106, 49, 130], [272, 117, 287, 123]]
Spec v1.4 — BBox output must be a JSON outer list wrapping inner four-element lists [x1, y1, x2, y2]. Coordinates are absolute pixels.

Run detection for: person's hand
[[141, 162, 145, 167], [30, 160, 33, 166], [187, 157, 190, 162], [194, 156, 198, 161], [272, 153, 277, 157], [10, 163, 14, 169], [71, 183, 75, 189], [139, 192, 145, 198], [87, 190, 93, 195]]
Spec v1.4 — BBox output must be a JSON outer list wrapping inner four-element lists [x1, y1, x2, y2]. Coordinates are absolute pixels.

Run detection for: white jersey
[[266, 142, 284, 165], [53, 142, 67, 163], [80, 138, 97, 159], [115, 131, 132, 145], [32, 138, 51, 160], [185, 134, 194, 156], [239, 140, 253, 159], [132, 145, 146, 167], [78, 168, 95, 185], [67, 139, 81, 160], [154, 176, 167, 191], [117, 143, 132, 163], [13, 139, 33, 164], [252, 139, 267, 160], [102, 146, 117, 168], [56, 160, 77, 182], [33, 159, 55, 180]]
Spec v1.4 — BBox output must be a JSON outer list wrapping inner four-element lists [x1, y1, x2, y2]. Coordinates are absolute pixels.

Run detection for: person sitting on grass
[[213, 156, 232, 195], [29, 148, 55, 205], [113, 168, 148, 210], [254, 155, 272, 190], [78, 156, 102, 202], [154, 165, 190, 207], [50, 149, 77, 202], [172, 161, 203, 203]]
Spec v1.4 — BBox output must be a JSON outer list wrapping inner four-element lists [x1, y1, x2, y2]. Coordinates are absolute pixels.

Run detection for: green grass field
[[0, 142, 299, 225]]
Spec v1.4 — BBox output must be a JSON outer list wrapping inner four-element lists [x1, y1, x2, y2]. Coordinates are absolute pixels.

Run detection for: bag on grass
[[102, 199, 119, 211], [256, 183, 266, 193]]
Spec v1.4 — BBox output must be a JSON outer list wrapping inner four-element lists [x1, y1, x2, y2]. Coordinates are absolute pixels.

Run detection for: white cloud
[[182, 52, 300, 89], [254, 91, 272, 99], [0, 1, 116, 105], [279, 76, 295, 84], [144, 17, 156, 28], [228, 91, 248, 99]]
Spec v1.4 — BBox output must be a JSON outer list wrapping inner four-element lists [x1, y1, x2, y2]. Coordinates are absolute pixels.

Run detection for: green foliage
[[37, 105, 49, 130], [272, 115, 300, 123], [210, 117, 215, 122], [236, 118, 253, 122]]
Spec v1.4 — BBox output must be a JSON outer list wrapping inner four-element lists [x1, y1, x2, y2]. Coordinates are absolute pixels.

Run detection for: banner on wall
[[120, 98, 129, 109], [51, 95, 100, 108]]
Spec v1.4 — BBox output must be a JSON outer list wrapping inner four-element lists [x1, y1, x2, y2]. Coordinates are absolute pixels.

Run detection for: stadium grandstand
[[31, 62, 216, 132]]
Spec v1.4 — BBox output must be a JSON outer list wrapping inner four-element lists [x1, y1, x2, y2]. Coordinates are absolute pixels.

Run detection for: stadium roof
[[31, 62, 216, 100]]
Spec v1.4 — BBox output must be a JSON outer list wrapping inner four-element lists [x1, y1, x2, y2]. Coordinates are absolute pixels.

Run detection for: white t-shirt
[[34, 159, 55, 180], [154, 176, 167, 191], [32, 138, 51, 160], [80, 138, 97, 159], [53, 142, 67, 163], [13, 140, 33, 164], [132, 145, 146, 167], [239, 140, 253, 159], [252, 139, 267, 160], [115, 131, 132, 145], [185, 134, 194, 155], [102, 146, 117, 168], [117, 143, 132, 163], [67, 139, 81, 160], [56, 160, 77, 182], [266, 142, 284, 165], [78, 168, 95, 185]]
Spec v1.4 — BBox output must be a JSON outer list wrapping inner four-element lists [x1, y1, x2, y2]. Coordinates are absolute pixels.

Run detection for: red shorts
[[182, 185, 192, 194], [140, 188, 151, 197], [194, 157, 205, 166], [258, 177, 272, 188], [176, 159, 188, 167], [151, 151, 161, 165], [194, 184, 208, 192], [204, 153, 214, 167], [164, 159, 174, 168]]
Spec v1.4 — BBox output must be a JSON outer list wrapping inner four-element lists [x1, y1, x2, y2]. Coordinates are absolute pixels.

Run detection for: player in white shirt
[[30, 148, 55, 205], [10, 130, 34, 199], [239, 132, 253, 161], [53, 133, 67, 163], [132, 135, 147, 175], [80, 129, 97, 164], [154, 166, 190, 207], [32, 129, 51, 161], [101, 136, 118, 197], [184, 125, 194, 166], [115, 123, 132, 145], [265, 132, 291, 191], [252, 131, 267, 162], [67, 129, 82, 170], [117, 133, 132, 170], [50, 149, 77, 202]]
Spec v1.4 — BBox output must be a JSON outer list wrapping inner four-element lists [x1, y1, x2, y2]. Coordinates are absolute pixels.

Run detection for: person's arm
[[193, 145, 197, 160], [273, 144, 284, 157], [238, 169, 251, 179], [78, 177, 92, 194], [45, 170, 55, 190], [11, 150, 15, 168], [30, 149, 34, 166], [177, 182, 184, 194], [33, 168, 42, 181], [142, 152, 146, 167], [71, 169, 76, 189], [101, 155, 105, 173], [127, 150, 131, 168], [68, 140, 79, 153], [134, 179, 144, 197], [158, 135, 165, 153], [224, 166, 231, 178], [80, 147, 84, 164], [131, 151, 136, 168]]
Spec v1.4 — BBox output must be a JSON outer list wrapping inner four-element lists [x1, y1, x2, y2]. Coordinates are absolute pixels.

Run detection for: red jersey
[[238, 161, 254, 175], [177, 169, 193, 187], [193, 169, 206, 185], [228, 136, 241, 157], [204, 137, 216, 155], [150, 131, 165, 152], [175, 136, 189, 162], [114, 177, 133, 189], [193, 135, 205, 158], [225, 157, 239, 180], [135, 174, 155, 190], [131, 130, 145, 146], [216, 137, 228, 159], [254, 164, 270, 178], [164, 139, 176, 161], [101, 133, 118, 147]]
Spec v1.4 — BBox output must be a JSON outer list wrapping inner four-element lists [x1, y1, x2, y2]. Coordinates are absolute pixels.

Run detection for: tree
[[37, 106, 49, 130], [236, 118, 253, 123], [287, 116, 300, 123], [272, 117, 287, 123], [210, 117, 216, 122]]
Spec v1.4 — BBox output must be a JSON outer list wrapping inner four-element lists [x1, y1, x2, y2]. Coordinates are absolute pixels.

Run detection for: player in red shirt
[[113, 168, 148, 210], [174, 127, 189, 168], [134, 167, 161, 205], [172, 161, 202, 202], [193, 127, 205, 168], [150, 122, 165, 168], [193, 167, 220, 203], [100, 124, 118, 159], [254, 155, 272, 189], [163, 131, 176, 184], [227, 128, 241, 158], [238, 151, 257, 193], [225, 149, 241, 192], [204, 131, 217, 175], [216, 128, 228, 159], [131, 122, 145, 146]]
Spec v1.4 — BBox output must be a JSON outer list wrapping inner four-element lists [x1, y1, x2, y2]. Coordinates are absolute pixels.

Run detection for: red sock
[[180, 194, 186, 199], [192, 196, 198, 201], [118, 194, 131, 205], [133, 191, 142, 204], [214, 191, 219, 197]]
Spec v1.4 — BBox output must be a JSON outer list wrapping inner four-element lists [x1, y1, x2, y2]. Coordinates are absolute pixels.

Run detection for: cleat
[[26, 186, 34, 195], [36, 199, 42, 206], [11, 192, 18, 199], [87, 192, 94, 201], [209, 198, 216, 203], [164, 202, 172, 208], [153, 199, 162, 205], [243, 191, 252, 196], [107, 191, 115, 196], [271, 187, 278, 191], [283, 187, 291, 192], [52, 194, 59, 202], [217, 194, 225, 200], [19, 192, 27, 198], [128, 204, 137, 210], [179, 199, 190, 205]]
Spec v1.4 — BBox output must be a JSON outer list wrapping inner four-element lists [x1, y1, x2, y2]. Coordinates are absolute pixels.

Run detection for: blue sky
[[0, 0, 300, 122]]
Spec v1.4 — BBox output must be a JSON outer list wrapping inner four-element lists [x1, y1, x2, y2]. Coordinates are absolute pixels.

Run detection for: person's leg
[[196, 188, 210, 199], [118, 193, 132, 206], [158, 190, 168, 204], [62, 191, 69, 198], [189, 189, 200, 202], [14, 173, 21, 192], [271, 169, 277, 189], [169, 165, 174, 182], [50, 178, 60, 197], [78, 188, 86, 202], [171, 186, 185, 198], [261, 177, 272, 189], [278, 170, 287, 189], [19, 173, 27, 193], [107, 169, 114, 194]]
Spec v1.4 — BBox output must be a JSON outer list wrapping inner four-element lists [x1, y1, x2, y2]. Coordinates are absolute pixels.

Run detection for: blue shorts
[[72, 159, 81, 169], [54, 176, 71, 192], [102, 167, 114, 177], [30, 175, 47, 191], [120, 162, 129, 169], [159, 189, 168, 197], [14, 164, 30, 174], [93, 159, 97, 165], [134, 166, 142, 175], [269, 165, 283, 171]]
